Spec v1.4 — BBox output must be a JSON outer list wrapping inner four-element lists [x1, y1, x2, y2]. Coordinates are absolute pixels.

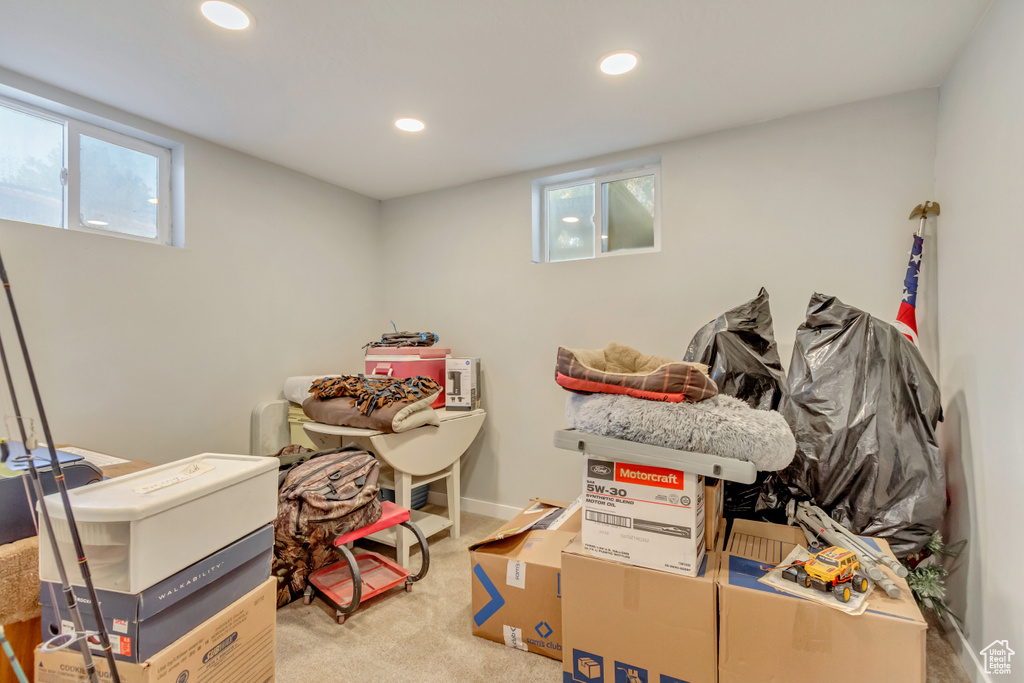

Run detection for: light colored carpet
[[276, 506, 562, 682], [276, 506, 970, 683]]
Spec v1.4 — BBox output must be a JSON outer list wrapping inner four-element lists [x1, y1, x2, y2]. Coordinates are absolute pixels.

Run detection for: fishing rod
[[0, 625, 29, 683], [0, 316, 100, 683], [0, 251, 121, 683]]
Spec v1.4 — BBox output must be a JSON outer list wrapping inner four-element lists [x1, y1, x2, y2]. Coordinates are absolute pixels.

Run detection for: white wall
[[935, 0, 1024, 668], [0, 72, 382, 464], [380, 90, 939, 515]]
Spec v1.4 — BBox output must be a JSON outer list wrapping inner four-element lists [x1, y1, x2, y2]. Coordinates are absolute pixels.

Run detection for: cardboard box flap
[[468, 497, 580, 551], [720, 519, 924, 625], [563, 535, 713, 582]]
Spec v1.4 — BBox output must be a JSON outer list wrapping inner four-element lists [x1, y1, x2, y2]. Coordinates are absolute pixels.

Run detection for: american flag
[[894, 234, 923, 344]]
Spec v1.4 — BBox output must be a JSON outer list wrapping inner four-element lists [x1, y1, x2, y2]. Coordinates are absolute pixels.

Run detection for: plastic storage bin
[[365, 347, 451, 409], [380, 484, 429, 510], [38, 453, 277, 594]]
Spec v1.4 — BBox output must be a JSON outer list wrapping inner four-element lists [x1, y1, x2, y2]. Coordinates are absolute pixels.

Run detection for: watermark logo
[[980, 640, 1015, 676]]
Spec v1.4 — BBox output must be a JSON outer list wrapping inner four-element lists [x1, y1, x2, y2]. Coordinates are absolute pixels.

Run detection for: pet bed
[[566, 392, 795, 471], [555, 342, 718, 403]]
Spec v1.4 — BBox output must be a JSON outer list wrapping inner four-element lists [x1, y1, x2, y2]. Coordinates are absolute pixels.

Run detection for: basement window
[[532, 156, 660, 263], [0, 95, 175, 245]]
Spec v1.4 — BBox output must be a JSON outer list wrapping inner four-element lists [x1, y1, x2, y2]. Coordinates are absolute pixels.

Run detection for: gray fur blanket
[[566, 393, 796, 472]]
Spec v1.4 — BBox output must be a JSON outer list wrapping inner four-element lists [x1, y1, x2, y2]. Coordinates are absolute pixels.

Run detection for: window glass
[[0, 104, 64, 229], [602, 174, 655, 253], [79, 135, 159, 238], [547, 183, 595, 262]]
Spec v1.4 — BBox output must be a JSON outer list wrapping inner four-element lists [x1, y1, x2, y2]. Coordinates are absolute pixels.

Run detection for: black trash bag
[[684, 287, 786, 410], [763, 293, 944, 556], [684, 288, 788, 519]]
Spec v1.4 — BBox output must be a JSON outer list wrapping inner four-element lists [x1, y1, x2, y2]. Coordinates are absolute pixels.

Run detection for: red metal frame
[[304, 501, 429, 624]]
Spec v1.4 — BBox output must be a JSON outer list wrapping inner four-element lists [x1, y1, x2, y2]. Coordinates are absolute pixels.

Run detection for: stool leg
[[445, 462, 461, 540], [395, 471, 412, 568], [335, 544, 362, 622], [400, 520, 430, 583]]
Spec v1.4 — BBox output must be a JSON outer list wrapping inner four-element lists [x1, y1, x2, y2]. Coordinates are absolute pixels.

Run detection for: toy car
[[781, 546, 870, 602]]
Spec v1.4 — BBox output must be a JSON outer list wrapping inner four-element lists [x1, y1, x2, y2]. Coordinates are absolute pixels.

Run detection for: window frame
[[0, 93, 174, 246], [533, 156, 661, 264]]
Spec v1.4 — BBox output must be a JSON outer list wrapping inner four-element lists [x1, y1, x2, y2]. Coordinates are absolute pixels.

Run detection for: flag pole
[[895, 201, 940, 345], [909, 201, 940, 236]]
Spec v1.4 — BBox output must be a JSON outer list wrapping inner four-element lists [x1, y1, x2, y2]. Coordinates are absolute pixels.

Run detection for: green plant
[[903, 531, 967, 623]]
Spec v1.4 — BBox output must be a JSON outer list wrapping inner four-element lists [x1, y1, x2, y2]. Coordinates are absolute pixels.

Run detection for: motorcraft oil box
[[469, 498, 582, 660], [365, 346, 451, 409], [36, 577, 276, 683], [40, 525, 273, 662], [561, 534, 719, 683], [581, 456, 705, 577]]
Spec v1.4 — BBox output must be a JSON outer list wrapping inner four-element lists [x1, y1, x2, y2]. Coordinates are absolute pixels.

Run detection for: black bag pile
[[684, 288, 787, 519], [762, 293, 944, 556]]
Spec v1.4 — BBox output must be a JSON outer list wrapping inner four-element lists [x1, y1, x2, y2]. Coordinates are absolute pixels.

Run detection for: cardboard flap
[[468, 498, 575, 551], [719, 519, 925, 625]]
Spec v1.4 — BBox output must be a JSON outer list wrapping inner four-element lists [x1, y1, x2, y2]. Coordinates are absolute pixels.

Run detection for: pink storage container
[[364, 347, 451, 409]]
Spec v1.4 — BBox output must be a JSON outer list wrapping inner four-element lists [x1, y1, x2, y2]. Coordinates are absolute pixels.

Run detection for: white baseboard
[[938, 612, 992, 683], [425, 490, 521, 520]]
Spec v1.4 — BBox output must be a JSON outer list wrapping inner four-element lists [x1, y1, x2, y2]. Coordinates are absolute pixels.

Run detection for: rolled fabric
[[303, 390, 440, 433]]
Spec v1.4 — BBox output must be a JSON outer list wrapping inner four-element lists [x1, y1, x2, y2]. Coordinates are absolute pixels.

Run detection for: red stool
[[303, 501, 430, 624]]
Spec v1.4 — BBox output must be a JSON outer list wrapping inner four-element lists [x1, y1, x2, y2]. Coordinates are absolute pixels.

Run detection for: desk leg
[[395, 471, 412, 568], [446, 461, 461, 540]]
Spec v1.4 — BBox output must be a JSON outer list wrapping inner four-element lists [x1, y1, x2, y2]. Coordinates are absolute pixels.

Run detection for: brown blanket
[[302, 392, 440, 433]]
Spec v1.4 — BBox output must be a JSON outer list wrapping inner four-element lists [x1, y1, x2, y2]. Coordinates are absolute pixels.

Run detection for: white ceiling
[[0, 0, 991, 200]]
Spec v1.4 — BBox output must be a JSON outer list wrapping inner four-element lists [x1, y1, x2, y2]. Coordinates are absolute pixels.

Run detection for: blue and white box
[[40, 525, 273, 663]]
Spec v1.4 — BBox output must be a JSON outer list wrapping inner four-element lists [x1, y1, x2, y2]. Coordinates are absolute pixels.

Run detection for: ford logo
[[590, 465, 611, 475]]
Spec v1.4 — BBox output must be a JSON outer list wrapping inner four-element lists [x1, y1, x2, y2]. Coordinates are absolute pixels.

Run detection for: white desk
[[303, 408, 485, 567]]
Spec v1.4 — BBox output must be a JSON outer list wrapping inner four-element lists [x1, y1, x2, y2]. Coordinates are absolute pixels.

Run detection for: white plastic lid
[[41, 454, 277, 522]]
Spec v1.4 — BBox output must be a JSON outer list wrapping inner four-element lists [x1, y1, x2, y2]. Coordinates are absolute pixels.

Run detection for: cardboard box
[[36, 577, 276, 683], [717, 519, 926, 683], [445, 357, 480, 410], [704, 478, 723, 551], [41, 525, 273, 662], [582, 456, 705, 576], [561, 535, 718, 683], [469, 498, 582, 660]]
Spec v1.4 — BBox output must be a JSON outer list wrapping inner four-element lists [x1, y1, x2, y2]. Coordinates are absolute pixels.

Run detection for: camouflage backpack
[[272, 445, 382, 606]]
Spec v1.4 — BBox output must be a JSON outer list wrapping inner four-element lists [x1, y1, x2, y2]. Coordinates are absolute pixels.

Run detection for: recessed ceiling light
[[86, 219, 109, 226], [562, 216, 579, 223], [395, 118, 425, 132], [600, 51, 639, 76], [201, 1, 252, 30]]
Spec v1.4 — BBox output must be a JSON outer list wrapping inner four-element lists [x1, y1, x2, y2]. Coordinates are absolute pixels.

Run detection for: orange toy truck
[[781, 546, 870, 602]]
